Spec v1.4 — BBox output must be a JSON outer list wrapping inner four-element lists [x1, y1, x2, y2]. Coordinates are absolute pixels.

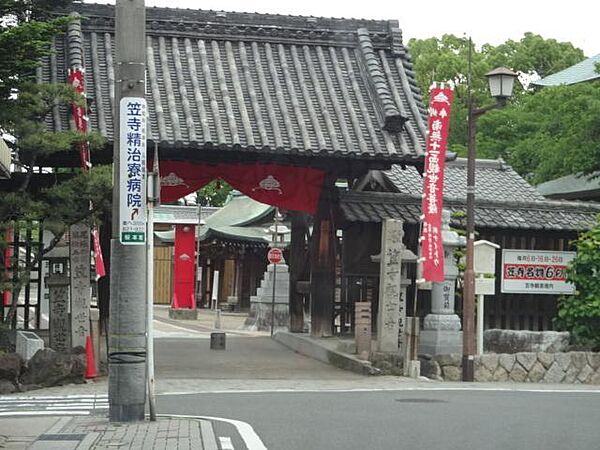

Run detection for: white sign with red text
[[501, 250, 576, 294]]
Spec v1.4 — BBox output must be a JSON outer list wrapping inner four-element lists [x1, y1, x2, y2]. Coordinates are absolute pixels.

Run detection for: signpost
[[501, 250, 575, 295], [268, 246, 282, 336], [474, 240, 500, 355]]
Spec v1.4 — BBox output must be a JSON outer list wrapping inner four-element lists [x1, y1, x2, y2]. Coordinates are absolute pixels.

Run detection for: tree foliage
[[555, 217, 600, 350], [0, 1, 112, 323], [197, 180, 233, 207], [407, 33, 587, 172], [476, 81, 600, 183]]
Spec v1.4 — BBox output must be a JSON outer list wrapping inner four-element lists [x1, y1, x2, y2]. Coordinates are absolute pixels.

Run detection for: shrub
[[555, 217, 600, 350]]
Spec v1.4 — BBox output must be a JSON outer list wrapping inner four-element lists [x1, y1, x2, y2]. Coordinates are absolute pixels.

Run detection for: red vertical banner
[[419, 85, 454, 282], [3, 225, 13, 306], [67, 69, 91, 170], [91, 227, 106, 279], [172, 224, 197, 309]]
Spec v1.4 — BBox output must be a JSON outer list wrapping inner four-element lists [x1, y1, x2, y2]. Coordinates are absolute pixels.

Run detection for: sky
[[89, 0, 600, 57]]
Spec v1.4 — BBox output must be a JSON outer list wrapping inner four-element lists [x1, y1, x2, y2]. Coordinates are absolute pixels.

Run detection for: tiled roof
[[385, 158, 546, 202], [531, 54, 600, 87], [536, 173, 600, 201], [153, 204, 219, 224], [340, 191, 600, 231], [42, 4, 427, 163]]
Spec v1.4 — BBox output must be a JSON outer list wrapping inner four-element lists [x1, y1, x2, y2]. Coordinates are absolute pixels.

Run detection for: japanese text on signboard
[[419, 85, 454, 282], [119, 97, 147, 245], [501, 250, 575, 294]]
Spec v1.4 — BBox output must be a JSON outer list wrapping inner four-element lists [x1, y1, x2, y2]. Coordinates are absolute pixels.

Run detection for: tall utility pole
[[109, 0, 147, 422]]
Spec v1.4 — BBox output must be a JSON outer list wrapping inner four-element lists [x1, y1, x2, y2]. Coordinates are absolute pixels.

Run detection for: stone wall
[[421, 352, 600, 384]]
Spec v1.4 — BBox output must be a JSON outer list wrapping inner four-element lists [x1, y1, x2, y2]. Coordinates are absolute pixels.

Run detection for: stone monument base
[[243, 302, 289, 332], [168, 308, 198, 320], [242, 263, 290, 332], [419, 330, 463, 356]]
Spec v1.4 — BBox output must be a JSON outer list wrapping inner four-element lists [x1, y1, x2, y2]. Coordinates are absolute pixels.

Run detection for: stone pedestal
[[355, 302, 372, 360], [16, 331, 44, 361], [168, 308, 198, 320], [243, 264, 289, 332]]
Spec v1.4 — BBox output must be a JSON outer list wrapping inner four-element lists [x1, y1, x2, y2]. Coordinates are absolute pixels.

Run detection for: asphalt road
[[157, 389, 600, 450]]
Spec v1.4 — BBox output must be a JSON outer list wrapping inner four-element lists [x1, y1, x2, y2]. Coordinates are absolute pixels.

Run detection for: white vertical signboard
[[119, 97, 147, 245]]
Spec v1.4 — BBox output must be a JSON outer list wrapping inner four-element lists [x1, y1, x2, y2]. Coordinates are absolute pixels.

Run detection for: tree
[[555, 217, 600, 350], [476, 81, 600, 183], [407, 33, 585, 157], [0, 1, 112, 324], [197, 180, 233, 207]]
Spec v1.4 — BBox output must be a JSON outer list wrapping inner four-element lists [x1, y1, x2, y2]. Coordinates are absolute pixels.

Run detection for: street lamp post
[[463, 66, 518, 381]]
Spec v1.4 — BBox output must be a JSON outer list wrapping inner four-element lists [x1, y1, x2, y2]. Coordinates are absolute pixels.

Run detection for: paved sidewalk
[[4, 415, 220, 450]]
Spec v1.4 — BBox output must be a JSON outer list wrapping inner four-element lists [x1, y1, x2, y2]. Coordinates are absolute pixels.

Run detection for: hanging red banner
[[149, 160, 326, 214], [220, 163, 325, 214], [91, 227, 106, 279], [67, 69, 91, 170], [420, 85, 454, 282]]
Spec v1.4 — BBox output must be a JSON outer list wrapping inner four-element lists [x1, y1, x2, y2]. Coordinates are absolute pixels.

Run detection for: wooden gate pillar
[[289, 212, 307, 333], [310, 181, 337, 337]]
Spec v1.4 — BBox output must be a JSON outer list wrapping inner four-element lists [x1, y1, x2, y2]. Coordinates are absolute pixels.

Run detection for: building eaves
[[339, 191, 600, 231]]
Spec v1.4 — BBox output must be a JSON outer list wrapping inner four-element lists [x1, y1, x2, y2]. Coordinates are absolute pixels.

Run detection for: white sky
[[89, 0, 599, 57]]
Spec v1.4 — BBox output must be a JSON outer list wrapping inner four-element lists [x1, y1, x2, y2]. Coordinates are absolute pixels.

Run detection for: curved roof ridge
[[72, 3, 399, 39]]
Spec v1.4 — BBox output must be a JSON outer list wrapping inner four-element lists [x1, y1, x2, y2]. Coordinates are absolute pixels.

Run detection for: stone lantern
[[419, 210, 466, 355]]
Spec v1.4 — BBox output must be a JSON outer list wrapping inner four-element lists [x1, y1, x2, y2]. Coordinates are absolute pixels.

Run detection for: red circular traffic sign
[[267, 247, 283, 264]]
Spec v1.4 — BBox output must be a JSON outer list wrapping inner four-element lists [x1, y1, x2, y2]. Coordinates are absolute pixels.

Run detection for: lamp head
[[485, 67, 519, 102]]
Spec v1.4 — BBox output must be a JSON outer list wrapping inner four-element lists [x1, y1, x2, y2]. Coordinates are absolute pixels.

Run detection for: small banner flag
[[419, 84, 454, 282]]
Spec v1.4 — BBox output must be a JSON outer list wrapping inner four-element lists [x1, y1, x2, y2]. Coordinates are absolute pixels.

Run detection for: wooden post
[[289, 212, 307, 332], [310, 181, 337, 337]]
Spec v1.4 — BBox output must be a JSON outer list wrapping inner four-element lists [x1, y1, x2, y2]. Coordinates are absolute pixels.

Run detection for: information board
[[501, 250, 576, 294]]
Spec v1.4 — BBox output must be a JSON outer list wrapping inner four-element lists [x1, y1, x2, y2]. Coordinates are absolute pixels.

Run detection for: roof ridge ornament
[[357, 27, 407, 133]]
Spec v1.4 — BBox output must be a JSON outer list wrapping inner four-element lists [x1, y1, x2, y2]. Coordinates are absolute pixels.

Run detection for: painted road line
[[158, 386, 600, 396], [159, 414, 267, 450], [0, 394, 108, 400], [0, 394, 108, 417], [0, 411, 90, 416], [219, 436, 235, 450]]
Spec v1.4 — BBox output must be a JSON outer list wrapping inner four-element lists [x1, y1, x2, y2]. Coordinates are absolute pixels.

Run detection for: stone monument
[[376, 219, 405, 353], [243, 209, 290, 332], [45, 245, 71, 352], [243, 263, 290, 332], [69, 222, 91, 348], [419, 210, 466, 355]]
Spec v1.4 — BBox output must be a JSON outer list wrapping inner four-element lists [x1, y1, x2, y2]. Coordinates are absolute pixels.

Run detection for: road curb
[[273, 331, 381, 376]]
